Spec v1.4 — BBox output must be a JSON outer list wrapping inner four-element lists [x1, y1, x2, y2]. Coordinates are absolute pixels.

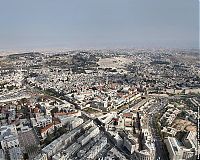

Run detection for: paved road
[[151, 117, 169, 160], [148, 99, 170, 160]]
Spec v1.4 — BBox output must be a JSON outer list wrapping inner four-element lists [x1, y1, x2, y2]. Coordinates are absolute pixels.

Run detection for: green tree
[[44, 132, 53, 145], [58, 127, 67, 135], [20, 98, 28, 106], [54, 126, 58, 135], [23, 153, 29, 160], [50, 107, 58, 117]]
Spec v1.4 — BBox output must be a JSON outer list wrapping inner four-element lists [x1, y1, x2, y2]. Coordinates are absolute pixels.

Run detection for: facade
[[0, 149, 6, 160], [135, 150, 155, 160], [164, 137, 197, 160], [0, 125, 19, 151], [77, 134, 102, 159], [9, 147, 23, 160], [77, 126, 99, 146], [1, 135, 20, 150], [33, 153, 48, 160], [52, 142, 81, 160], [40, 123, 54, 139], [123, 137, 137, 154], [70, 118, 84, 130], [82, 137, 107, 160], [42, 120, 92, 157], [42, 129, 79, 157], [31, 115, 52, 128]]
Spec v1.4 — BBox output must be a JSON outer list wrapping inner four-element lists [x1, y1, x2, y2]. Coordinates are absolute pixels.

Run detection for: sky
[[0, 0, 198, 51]]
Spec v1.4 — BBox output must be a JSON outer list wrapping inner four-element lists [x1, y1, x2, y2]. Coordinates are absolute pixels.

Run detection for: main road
[[148, 99, 169, 160]]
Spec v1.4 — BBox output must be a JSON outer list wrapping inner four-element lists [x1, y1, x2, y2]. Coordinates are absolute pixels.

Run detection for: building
[[183, 131, 197, 149], [123, 136, 138, 154], [42, 129, 79, 157], [70, 118, 84, 130], [40, 123, 54, 139], [57, 114, 83, 128], [77, 126, 99, 146], [33, 153, 48, 160], [31, 115, 52, 128], [81, 136, 107, 160], [0, 149, 6, 160], [164, 136, 197, 160], [135, 150, 155, 160], [77, 134, 102, 159], [120, 129, 155, 160], [9, 147, 23, 160], [1, 135, 20, 150], [52, 142, 81, 160], [0, 125, 19, 150], [42, 120, 93, 157]]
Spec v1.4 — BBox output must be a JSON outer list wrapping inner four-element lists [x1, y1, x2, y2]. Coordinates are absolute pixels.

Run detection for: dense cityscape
[[0, 48, 198, 160]]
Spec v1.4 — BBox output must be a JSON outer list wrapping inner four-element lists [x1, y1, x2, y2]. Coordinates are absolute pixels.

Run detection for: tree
[[113, 120, 118, 126], [45, 132, 53, 145], [22, 106, 30, 116], [132, 122, 136, 134], [26, 144, 39, 155], [37, 96, 43, 102], [54, 126, 58, 134], [23, 153, 29, 160], [58, 127, 67, 135], [20, 98, 28, 106], [50, 107, 58, 117], [179, 110, 186, 118], [60, 108, 64, 112], [43, 108, 47, 115], [7, 85, 15, 91]]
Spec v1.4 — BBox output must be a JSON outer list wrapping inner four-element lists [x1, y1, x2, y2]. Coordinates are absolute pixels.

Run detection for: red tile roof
[[40, 123, 54, 133]]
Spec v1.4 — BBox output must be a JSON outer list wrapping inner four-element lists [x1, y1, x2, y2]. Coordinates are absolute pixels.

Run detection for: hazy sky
[[0, 0, 198, 50]]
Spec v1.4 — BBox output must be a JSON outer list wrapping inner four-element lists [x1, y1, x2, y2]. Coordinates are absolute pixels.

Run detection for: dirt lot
[[172, 119, 196, 132], [97, 56, 134, 69]]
